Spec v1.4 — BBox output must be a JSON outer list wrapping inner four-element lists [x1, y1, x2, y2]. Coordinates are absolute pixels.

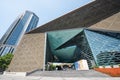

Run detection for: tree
[[0, 53, 13, 71]]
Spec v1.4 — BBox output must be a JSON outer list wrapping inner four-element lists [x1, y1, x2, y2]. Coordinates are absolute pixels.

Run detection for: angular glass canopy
[[46, 28, 120, 67], [47, 29, 83, 50]]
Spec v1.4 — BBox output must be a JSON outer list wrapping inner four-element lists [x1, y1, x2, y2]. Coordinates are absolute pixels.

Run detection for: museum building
[[8, 0, 120, 72]]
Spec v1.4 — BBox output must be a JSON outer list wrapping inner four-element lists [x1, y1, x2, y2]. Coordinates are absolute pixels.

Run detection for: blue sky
[[0, 0, 93, 38]]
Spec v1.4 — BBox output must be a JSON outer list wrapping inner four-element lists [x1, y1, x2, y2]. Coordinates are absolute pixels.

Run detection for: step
[[28, 70, 110, 77]]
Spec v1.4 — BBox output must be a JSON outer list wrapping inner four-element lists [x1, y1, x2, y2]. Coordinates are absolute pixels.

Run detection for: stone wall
[[28, 0, 120, 33], [8, 33, 45, 72], [90, 12, 120, 31]]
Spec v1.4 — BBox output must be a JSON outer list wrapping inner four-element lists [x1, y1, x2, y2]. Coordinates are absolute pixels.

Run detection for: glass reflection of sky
[[85, 30, 120, 62]]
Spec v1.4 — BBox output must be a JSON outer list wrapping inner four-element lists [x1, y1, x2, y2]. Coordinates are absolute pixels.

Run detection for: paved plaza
[[0, 70, 120, 80], [0, 75, 120, 80]]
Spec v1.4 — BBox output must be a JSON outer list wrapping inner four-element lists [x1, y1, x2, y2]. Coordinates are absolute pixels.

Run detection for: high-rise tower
[[0, 11, 39, 56]]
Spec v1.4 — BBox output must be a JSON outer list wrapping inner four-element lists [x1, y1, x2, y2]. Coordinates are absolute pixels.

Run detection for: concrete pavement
[[0, 70, 120, 80], [0, 75, 120, 80], [28, 70, 110, 77]]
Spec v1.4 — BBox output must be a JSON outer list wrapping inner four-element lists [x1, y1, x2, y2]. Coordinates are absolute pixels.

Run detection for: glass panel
[[1, 46, 11, 56], [47, 28, 94, 68], [4, 11, 39, 45], [47, 29, 83, 50], [85, 30, 120, 65]]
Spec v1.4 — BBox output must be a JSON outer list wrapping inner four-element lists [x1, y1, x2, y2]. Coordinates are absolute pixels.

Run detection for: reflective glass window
[[84, 30, 120, 65]]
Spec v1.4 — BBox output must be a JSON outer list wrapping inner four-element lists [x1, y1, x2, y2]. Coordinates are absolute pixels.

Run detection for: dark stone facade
[[28, 0, 120, 33]]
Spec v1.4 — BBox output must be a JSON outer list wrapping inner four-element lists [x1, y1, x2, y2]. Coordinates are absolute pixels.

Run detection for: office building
[[0, 11, 39, 56]]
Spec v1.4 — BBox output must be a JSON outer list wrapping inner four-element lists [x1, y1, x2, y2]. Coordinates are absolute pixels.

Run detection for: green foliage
[[49, 64, 56, 71], [0, 53, 13, 71], [118, 64, 120, 68], [92, 65, 99, 68]]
